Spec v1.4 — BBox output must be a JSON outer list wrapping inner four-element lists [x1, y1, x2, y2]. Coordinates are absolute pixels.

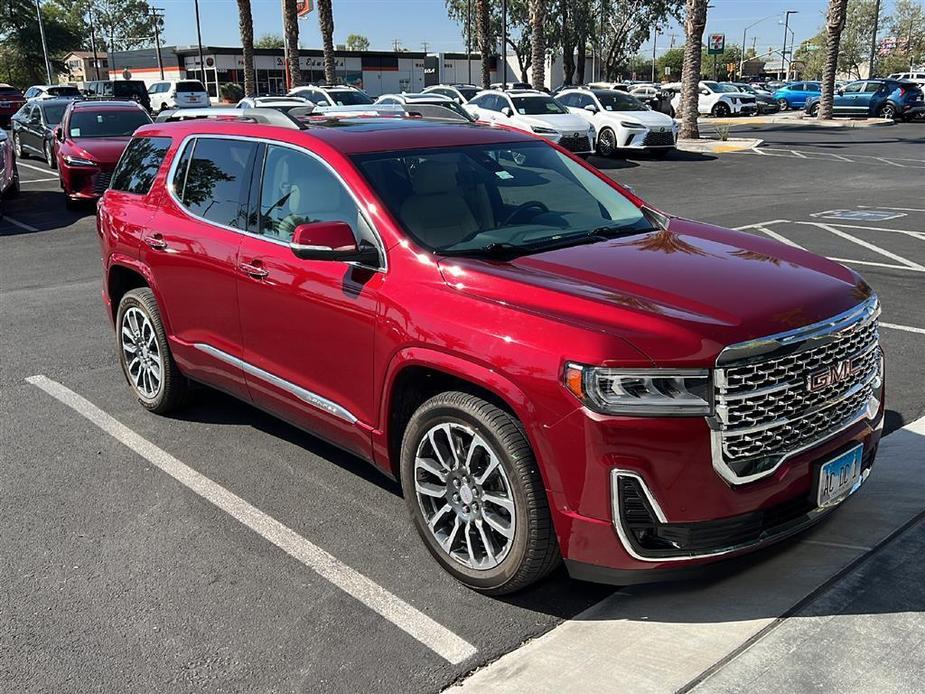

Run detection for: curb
[[677, 137, 762, 154], [702, 114, 895, 128]]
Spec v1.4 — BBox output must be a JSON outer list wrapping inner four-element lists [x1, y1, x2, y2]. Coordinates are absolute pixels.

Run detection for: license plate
[[817, 444, 863, 508]]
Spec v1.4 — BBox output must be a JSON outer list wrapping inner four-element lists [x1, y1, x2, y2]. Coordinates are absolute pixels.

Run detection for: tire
[[711, 102, 730, 118], [808, 102, 820, 117], [878, 103, 897, 121], [400, 391, 560, 595], [13, 133, 25, 159], [115, 287, 188, 414], [596, 127, 617, 157], [777, 98, 789, 111], [44, 140, 56, 170], [4, 165, 19, 199]]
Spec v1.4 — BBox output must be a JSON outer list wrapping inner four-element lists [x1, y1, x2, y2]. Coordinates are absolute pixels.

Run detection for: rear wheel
[[4, 166, 19, 199], [116, 287, 188, 414], [777, 98, 789, 111], [878, 103, 897, 120], [400, 391, 560, 595], [13, 133, 25, 159], [808, 102, 820, 117], [596, 127, 617, 157]]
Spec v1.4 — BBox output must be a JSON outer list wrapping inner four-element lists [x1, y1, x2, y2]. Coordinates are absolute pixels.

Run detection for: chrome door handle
[[239, 262, 269, 279], [144, 234, 168, 250]]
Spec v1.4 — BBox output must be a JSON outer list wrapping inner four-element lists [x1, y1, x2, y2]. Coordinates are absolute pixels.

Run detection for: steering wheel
[[500, 200, 549, 227]]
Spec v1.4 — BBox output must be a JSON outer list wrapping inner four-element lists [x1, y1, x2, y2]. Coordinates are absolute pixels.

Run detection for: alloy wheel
[[413, 422, 516, 570], [44, 142, 54, 168], [597, 128, 616, 156], [13, 133, 22, 158], [879, 104, 895, 120], [777, 98, 789, 111], [120, 306, 163, 399]]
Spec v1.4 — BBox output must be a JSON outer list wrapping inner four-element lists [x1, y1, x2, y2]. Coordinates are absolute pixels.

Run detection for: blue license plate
[[817, 444, 864, 508]]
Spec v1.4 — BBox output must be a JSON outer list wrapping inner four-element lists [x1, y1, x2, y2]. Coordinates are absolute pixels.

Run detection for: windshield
[[706, 82, 741, 93], [0, 87, 20, 95], [176, 81, 205, 93], [511, 96, 568, 115], [726, 83, 756, 94], [68, 109, 152, 138], [595, 91, 647, 111], [458, 88, 478, 101], [48, 86, 80, 97], [353, 141, 652, 256], [408, 99, 473, 120], [43, 103, 67, 125], [328, 90, 374, 105]]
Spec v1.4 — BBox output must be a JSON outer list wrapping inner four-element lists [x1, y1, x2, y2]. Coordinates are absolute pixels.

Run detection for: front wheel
[[596, 127, 617, 157], [44, 141, 56, 170], [808, 102, 820, 117], [4, 166, 19, 199], [400, 392, 560, 595], [711, 102, 731, 118], [777, 98, 789, 111], [13, 133, 25, 159]]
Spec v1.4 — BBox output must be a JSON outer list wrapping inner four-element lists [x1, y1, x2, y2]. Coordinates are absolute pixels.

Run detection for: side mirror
[[289, 221, 378, 265], [501, 106, 513, 117], [836, 88, 844, 95], [583, 103, 598, 113]]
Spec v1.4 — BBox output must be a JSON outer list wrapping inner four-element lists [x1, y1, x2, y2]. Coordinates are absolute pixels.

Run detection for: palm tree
[[317, 0, 336, 84], [818, 0, 849, 120], [477, 0, 490, 88], [530, 0, 546, 89], [282, 0, 301, 90], [679, 0, 708, 139], [236, 0, 256, 97]]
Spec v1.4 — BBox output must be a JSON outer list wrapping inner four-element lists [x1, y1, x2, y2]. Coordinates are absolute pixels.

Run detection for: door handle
[[239, 262, 269, 279], [144, 233, 168, 250]]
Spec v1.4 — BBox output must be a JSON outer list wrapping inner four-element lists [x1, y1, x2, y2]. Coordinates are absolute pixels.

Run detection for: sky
[[156, 0, 891, 57]]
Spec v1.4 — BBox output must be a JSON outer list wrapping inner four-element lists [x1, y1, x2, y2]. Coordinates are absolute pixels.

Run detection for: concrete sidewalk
[[449, 417, 925, 694], [704, 113, 894, 128]]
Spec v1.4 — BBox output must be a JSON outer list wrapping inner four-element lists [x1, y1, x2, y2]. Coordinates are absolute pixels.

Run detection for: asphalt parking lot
[[2, 121, 923, 693]]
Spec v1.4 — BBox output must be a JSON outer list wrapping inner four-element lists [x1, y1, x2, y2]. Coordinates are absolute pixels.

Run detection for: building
[[61, 51, 109, 85]]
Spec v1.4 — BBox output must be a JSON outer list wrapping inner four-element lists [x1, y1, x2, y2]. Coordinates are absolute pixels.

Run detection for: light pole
[[34, 0, 53, 84], [740, 14, 775, 79], [150, 7, 165, 80], [466, 0, 472, 84], [650, 26, 657, 82], [501, 0, 507, 88], [781, 10, 797, 80], [194, 0, 206, 91]]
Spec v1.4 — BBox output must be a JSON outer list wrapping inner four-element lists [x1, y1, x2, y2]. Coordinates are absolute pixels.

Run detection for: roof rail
[[154, 106, 311, 129]]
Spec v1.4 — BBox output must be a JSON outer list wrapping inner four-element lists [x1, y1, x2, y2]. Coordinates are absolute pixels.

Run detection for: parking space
[[2, 120, 923, 693]]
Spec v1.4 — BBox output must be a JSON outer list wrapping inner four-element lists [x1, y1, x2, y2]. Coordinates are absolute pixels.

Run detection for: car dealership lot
[[2, 121, 923, 693]]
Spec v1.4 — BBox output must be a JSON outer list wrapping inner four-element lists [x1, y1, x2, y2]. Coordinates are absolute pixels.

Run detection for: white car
[[375, 93, 474, 121], [464, 89, 595, 155], [23, 85, 81, 100], [422, 84, 480, 103], [287, 84, 374, 107], [667, 81, 758, 117], [886, 71, 925, 88], [557, 87, 678, 156], [236, 96, 310, 113], [147, 80, 210, 112]]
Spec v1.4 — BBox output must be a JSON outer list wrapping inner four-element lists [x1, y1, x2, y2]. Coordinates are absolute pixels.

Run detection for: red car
[[0, 83, 25, 127], [55, 100, 151, 209], [97, 112, 884, 594]]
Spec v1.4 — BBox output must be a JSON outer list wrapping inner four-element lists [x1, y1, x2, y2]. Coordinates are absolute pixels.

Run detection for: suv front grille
[[93, 171, 113, 194], [558, 135, 591, 152], [712, 298, 882, 483], [643, 130, 675, 147]]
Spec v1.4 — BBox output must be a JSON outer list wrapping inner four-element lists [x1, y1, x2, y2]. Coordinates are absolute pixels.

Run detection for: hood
[[601, 108, 675, 127], [67, 137, 131, 166], [520, 112, 590, 133], [436, 217, 872, 365]]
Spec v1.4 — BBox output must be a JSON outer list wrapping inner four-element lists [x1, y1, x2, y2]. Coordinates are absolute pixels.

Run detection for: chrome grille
[[712, 298, 882, 483]]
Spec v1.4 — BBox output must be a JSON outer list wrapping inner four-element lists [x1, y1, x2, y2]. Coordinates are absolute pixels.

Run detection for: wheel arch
[[106, 258, 172, 334]]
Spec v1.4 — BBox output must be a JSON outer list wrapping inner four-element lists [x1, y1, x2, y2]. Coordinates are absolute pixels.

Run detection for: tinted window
[[110, 137, 171, 194], [510, 96, 567, 115], [47, 86, 80, 97], [112, 81, 147, 98], [844, 82, 863, 93], [326, 90, 374, 105], [0, 86, 20, 95], [864, 82, 882, 93], [457, 88, 478, 101], [68, 109, 151, 138], [181, 138, 257, 229], [176, 81, 205, 93], [259, 145, 361, 242], [596, 91, 646, 111], [41, 102, 67, 125]]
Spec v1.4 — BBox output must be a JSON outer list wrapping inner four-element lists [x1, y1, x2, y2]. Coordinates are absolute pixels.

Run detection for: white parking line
[[21, 176, 59, 184], [1, 215, 38, 232], [812, 222, 925, 241], [17, 161, 53, 174], [798, 222, 925, 270], [25, 375, 477, 665], [828, 257, 925, 273], [881, 322, 925, 335], [800, 539, 873, 552]]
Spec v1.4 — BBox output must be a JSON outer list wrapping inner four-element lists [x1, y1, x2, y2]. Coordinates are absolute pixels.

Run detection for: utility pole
[[150, 7, 165, 80], [781, 10, 797, 80], [867, 0, 881, 78], [501, 0, 507, 88], [87, 3, 101, 80], [34, 0, 53, 84], [466, 0, 472, 83], [392, 38, 402, 52], [194, 0, 206, 90], [421, 41, 429, 54], [651, 27, 657, 82]]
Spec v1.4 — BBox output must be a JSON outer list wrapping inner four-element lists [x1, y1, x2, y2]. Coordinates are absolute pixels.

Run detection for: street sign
[[297, 0, 313, 17], [708, 33, 725, 55]]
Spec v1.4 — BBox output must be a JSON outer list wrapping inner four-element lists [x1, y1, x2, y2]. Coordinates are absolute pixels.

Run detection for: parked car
[[422, 84, 480, 103], [236, 96, 311, 113], [287, 84, 374, 107], [804, 79, 925, 121], [147, 79, 210, 112], [666, 81, 758, 117], [55, 99, 152, 209], [587, 81, 631, 92], [97, 111, 884, 594], [465, 89, 595, 154], [723, 83, 781, 114], [557, 87, 678, 156], [772, 81, 822, 110], [0, 84, 26, 127], [886, 71, 925, 88], [0, 129, 19, 212], [84, 80, 152, 112], [23, 84, 81, 100], [375, 93, 475, 121], [10, 98, 71, 168], [490, 81, 532, 90]]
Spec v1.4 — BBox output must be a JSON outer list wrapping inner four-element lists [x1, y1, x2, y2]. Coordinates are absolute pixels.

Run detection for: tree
[[477, 0, 491, 87], [448, 0, 534, 83], [317, 0, 336, 83], [282, 0, 301, 88], [656, 47, 684, 80], [600, 0, 683, 80], [819, 0, 849, 119], [679, 0, 707, 139], [529, 0, 546, 88], [890, 0, 925, 70], [255, 33, 283, 49], [345, 33, 369, 51], [236, 0, 256, 97], [85, 0, 163, 53], [0, 0, 82, 86]]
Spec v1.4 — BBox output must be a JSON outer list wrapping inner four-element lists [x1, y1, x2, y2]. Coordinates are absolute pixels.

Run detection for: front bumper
[[61, 164, 114, 200], [619, 128, 677, 149]]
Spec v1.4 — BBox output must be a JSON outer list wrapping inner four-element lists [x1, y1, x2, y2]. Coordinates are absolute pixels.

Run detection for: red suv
[[55, 99, 152, 208], [97, 112, 884, 594]]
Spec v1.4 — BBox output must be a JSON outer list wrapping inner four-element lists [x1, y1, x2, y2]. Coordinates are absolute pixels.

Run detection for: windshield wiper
[[437, 242, 529, 259]]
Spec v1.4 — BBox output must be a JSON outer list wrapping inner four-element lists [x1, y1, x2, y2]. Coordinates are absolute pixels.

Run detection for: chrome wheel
[[879, 104, 896, 120], [13, 133, 22, 158], [597, 128, 616, 156], [413, 422, 515, 570], [120, 306, 163, 399], [44, 141, 54, 169]]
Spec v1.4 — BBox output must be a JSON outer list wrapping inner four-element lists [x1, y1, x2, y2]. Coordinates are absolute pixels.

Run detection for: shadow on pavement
[[0, 189, 91, 236]]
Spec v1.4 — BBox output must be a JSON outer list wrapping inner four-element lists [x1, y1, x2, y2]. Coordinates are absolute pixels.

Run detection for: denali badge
[[807, 359, 862, 393]]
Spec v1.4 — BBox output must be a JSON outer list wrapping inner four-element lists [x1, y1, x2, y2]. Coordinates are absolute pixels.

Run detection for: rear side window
[[175, 81, 205, 93], [110, 137, 171, 195], [176, 137, 257, 229]]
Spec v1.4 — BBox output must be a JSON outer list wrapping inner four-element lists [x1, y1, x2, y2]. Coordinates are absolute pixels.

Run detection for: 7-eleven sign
[[708, 33, 725, 55], [297, 0, 313, 17]]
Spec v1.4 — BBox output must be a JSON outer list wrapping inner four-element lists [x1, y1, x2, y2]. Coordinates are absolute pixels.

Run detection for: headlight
[[63, 155, 97, 167], [563, 363, 712, 416], [531, 125, 559, 135], [619, 121, 645, 129]]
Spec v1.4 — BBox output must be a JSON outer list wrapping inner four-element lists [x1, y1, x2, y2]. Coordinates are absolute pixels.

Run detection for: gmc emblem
[[807, 359, 862, 393]]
